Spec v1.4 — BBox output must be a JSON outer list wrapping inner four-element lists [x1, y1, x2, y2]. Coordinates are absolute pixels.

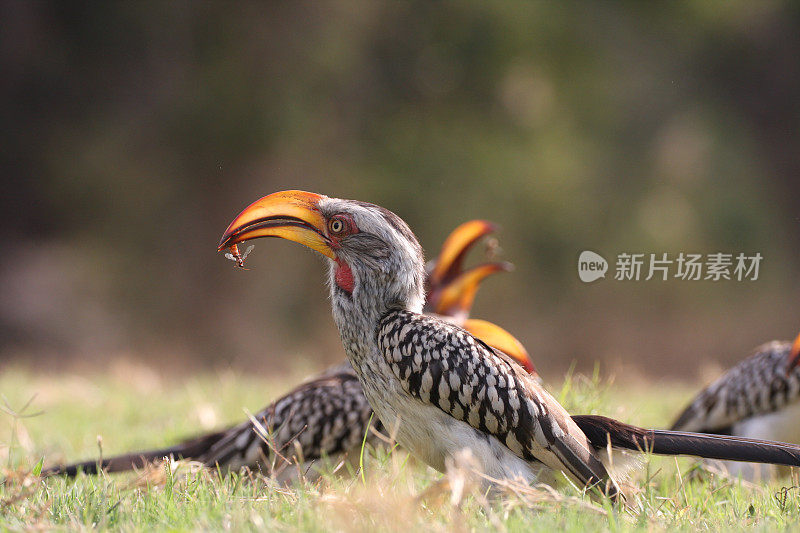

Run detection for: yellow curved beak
[[462, 318, 536, 375], [218, 190, 335, 260], [787, 331, 800, 375], [428, 220, 497, 288], [432, 262, 512, 316]]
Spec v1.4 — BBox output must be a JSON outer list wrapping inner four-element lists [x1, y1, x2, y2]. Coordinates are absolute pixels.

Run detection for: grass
[[1, 362, 800, 531]]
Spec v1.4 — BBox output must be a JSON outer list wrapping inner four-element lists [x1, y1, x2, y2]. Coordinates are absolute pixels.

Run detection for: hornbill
[[670, 330, 800, 479], [44, 220, 534, 476], [217, 190, 800, 499]]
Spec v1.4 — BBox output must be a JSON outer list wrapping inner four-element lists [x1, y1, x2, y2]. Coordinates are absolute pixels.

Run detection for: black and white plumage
[[45, 219, 530, 477], [215, 190, 800, 498], [671, 333, 800, 479], [376, 310, 612, 490], [198, 364, 375, 472], [47, 364, 376, 477]]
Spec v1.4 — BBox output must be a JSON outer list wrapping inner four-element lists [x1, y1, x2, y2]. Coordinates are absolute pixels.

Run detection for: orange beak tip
[[787, 332, 800, 375], [788, 354, 800, 375]]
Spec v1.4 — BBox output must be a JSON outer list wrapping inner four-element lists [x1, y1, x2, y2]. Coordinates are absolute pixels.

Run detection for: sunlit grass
[[1, 364, 799, 531]]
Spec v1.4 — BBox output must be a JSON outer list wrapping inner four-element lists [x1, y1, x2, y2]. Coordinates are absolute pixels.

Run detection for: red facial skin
[[335, 260, 355, 293], [327, 214, 359, 293]]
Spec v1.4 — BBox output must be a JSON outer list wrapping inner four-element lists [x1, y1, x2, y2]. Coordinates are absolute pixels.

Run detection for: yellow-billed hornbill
[[670, 330, 800, 479], [217, 190, 800, 498], [45, 219, 534, 476]]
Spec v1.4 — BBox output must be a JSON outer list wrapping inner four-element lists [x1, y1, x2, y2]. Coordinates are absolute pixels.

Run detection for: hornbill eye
[[328, 215, 348, 235]]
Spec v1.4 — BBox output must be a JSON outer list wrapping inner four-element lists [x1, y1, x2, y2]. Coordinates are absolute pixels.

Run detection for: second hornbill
[[217, 190, 800, 499], [45, 219, 533, 476], [671, 330, 800, 479]]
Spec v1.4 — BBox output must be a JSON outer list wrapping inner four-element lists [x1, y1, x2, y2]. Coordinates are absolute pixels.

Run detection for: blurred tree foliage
[[1, 1, 798, 377]]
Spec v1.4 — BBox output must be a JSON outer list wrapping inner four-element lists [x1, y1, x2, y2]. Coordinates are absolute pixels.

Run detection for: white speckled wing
[[376, 309, 616, 492], [671, 341, 800, 433]]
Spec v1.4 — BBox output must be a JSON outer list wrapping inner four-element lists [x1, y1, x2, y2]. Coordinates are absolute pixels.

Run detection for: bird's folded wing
[[45, 365, 378, 476], [376, 310, 613, 491], [671, 341, 795, 432], [200, 367, 378, 468]]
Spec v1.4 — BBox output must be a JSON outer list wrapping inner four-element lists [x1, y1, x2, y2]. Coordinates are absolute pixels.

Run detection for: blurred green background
[[1, 1, 798, 380]]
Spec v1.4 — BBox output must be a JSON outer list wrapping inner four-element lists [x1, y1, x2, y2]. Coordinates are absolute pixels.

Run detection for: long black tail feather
[[42, 430, 226, 476], [573, 414, 800, 467]]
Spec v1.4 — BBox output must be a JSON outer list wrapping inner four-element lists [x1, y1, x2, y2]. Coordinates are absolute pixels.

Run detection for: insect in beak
[[224, 244, 255, 269]]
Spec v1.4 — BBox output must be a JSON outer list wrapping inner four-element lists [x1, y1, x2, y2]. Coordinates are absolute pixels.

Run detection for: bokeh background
[[2, 1, 799, 381]]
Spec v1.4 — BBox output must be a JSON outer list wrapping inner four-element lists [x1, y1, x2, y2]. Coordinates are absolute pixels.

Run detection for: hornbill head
[[219, 190, 428, 318], [424, 219, 505, 314], [425, 220, 497, 291], [787, 331, 800, 374], [219, 190, 536, 374]]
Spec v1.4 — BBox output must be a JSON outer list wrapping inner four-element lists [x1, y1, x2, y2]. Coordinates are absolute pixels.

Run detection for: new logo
[[578, 251, 608, 283]]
